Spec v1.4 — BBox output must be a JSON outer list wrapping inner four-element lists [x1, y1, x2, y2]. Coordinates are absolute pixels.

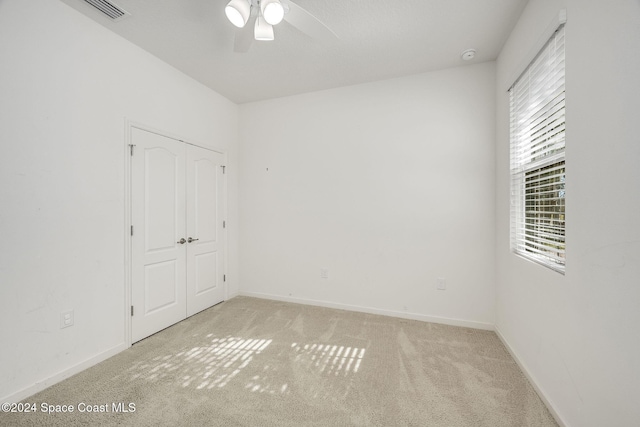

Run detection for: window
[[509, 25, 566, 273]]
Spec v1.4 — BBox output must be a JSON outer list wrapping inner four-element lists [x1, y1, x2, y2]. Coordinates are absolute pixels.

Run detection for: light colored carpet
[[1, 296, 558, 426]]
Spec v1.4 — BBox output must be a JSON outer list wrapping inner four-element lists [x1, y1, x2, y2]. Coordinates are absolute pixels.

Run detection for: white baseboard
[[225, 290, 240, 300], [239, 291, 494, 331], [494, 326, 568, 427], [1, 342, 128, 403]]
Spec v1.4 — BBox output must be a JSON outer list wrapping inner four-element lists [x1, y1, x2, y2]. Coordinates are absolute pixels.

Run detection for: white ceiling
[[58, 0, 528, 104]]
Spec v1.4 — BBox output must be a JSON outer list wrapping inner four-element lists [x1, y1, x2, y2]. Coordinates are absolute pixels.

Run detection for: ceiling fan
[[224, 0, 337, 52]]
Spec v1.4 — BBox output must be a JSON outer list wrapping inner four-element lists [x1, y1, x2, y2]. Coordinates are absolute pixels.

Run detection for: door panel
[[144, 260, 178, 313], [144, 148, 181, 252], [194, 252, 217, 295], [131, 128, 187, 343], [186, 145, 225, 316]]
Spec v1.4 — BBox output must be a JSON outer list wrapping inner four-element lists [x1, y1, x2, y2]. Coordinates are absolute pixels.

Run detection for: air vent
[[83, 0, 129, 21]]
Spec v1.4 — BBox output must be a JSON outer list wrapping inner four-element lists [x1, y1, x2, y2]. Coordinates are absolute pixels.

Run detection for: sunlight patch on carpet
[[127, 336, 272, 390], [292, 343, 366, 376]]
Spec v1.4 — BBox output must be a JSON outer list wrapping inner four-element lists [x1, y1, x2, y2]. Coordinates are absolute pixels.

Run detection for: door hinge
[[223, 275, 226, 282], [131, 306, 134, 316], [223, 220, 226, 228], [129, 144, 135, 156], [221, 165, 226, 174], [131, 225, 134, 236]]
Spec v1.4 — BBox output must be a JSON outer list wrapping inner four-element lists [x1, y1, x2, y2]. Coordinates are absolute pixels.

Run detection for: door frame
[[124, 119, 228, 347]]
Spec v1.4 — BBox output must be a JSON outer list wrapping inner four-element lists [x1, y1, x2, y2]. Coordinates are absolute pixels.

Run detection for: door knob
[[187, 237, 199, 243], [177, 238, 186, 244]]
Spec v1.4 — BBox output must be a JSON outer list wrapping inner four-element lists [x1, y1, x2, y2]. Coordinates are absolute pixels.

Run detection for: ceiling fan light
[[225, 0, 251, 28], [254, 15, 274, 41], [261, 0, 284, 25]]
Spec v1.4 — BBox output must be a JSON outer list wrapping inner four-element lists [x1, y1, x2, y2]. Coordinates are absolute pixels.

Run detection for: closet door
[[131, 128, 187, 343], [186, 145, 225, 316]]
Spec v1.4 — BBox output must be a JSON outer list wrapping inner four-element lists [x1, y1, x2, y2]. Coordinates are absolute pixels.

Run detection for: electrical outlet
[[320, 268, 329, 279], [436, 277, 446, 290], [60, 310, 74, 329]]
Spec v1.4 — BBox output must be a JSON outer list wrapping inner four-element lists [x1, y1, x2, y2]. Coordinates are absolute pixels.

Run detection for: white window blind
[[509, 25, 566, 273]]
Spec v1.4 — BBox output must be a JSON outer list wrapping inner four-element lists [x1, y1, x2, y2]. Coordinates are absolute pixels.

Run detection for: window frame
[[509, 24, 566, 274]]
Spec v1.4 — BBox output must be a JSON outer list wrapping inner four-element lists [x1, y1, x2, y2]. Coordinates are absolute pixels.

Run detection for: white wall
[[0, 0, 239, 401], [495, 0, 640, 426], [239, 63, 496, 328]]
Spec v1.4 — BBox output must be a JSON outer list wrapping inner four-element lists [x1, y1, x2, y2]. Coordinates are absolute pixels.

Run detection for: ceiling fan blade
[[233, 15, 257, 53], [284, 1, 338, 40]]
